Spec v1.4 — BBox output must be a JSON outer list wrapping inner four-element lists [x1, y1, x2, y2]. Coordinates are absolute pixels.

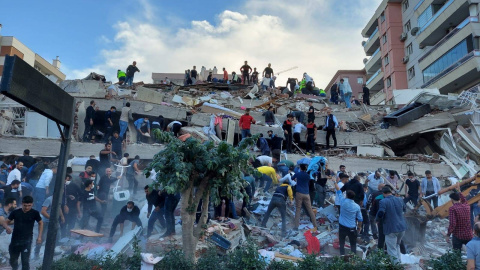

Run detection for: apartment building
[[0, 34, 66, 83], [325, 70, 367, 99], [362, 0, 480, 104]]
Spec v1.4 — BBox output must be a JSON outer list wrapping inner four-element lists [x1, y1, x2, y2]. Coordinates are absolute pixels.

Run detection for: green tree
[[146, 131, 254, 261]]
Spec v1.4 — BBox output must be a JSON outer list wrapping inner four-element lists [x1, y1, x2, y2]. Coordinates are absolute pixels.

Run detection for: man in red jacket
[[239, 108, 256, 140]]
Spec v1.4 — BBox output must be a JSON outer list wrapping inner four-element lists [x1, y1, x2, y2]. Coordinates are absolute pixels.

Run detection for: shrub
[[225, 241, 267, 270], [426, 250, 463, 270], [296, 254, 323, 270], [155, 249, 195, 270], [196, 247, 226, 270], [267, 259, 296, 270]]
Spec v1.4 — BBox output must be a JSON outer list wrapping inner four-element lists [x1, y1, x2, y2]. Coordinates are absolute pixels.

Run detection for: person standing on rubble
[[7, 196, 43, 270], [252, 67, 259, 85], [239, 108, 256, 140], [307, 101, 315, 123], [330, 82, 339, 104], [125, 61, 140, 87], [305, 119, 317, 155], [162, 192, 180, 238], [362, 84, 370, 105], [261, 177, 293, 237], [117, 70, 126, 85], [78, 180, 105, 233], [222, 67, 228, 83], [293, 120, 306, 151], [376, 186, 407, 264], [97, 168, 118, 215], [343, 80, 353, 109], [420, 170, 441, 208], [267, 130, 284, 161], [119, 101, 133, 139], [292, 164, 318, 230], [191, 66, 198, 84], [240, 61, 252, 85], [83, 100, 96, 142], [338, 190, 363, 255], [283, 114, 294, 154], [34, 163, 57, 211], [365, 170, 385, 197], [145, 185, 166, 238], [34, 194, 65, 259], [263, 64, 274, 87], [446, 184, 472, 250], [366, 183, 385, 240], [104, 106, 116, 143], [404, 172, 420, 206], [127, 155, 141, 196], [323, 109, 338, 149], [99, 143, 115, 177]]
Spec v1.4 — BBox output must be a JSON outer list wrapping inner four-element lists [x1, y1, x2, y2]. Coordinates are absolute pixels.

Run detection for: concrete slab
[[135, 86, 165, 105], [0, 136, 164, 159]]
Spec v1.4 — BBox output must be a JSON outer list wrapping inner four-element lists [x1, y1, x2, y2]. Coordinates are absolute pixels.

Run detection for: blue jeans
[[125, 76, 134, 86], [344, 92, 352, 108], [147, 208, 166, 237], [34, 187, 46, 211], [119, 120, 128, 138], [339, 90, 345, 103], [241, 129, 251, 140], [259, 174, 273, 193], [229, 201, 238, 219]]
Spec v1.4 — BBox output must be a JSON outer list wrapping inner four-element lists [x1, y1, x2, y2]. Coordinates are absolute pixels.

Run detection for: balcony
[[422, 51, 480, 94], [363, 28, 380, 56], [365, 48, 382, 74], [366, 68, 384, 91], [419, 18, 480, 71], [416, 0, 473, 46]]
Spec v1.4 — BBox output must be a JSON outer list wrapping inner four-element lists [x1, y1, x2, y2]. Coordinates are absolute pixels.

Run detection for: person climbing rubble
[[117, 70, 126, 85], [125, 61, 140, 87], [292, 164, 317, 231], [261, 177, 293, 237]]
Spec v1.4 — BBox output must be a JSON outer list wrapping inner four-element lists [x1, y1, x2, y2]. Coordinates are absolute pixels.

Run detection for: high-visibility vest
[[117, 70, 126, 78], [319, 89, 326, 95], [297, 80, 306, 93]]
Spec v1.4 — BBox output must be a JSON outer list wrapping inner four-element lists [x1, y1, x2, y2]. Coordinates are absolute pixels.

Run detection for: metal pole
[[42, 123, 72, 269]]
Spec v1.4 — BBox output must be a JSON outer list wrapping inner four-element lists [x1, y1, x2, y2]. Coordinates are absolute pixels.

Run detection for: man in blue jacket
[[420, 170, 441, 208]]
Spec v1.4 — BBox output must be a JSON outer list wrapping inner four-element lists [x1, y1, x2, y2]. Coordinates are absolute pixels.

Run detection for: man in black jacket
[[267, 130, 284, 161], [145, 185, 166, 237], [109, 201, 142, 241], [283, 114, 294, 154], [341, 175, 364, 205], [83, 100, 96, 142], [125, 61, 140, 87], [366, 183, 385, 240]]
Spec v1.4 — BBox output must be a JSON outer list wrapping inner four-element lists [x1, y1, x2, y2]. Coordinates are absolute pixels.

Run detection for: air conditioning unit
[[411, 27, 420, 36], [362, 41, 367, 46], [400, 32, 407, 41], [402, 55, 410, 63], [419, 43, 426, 49]]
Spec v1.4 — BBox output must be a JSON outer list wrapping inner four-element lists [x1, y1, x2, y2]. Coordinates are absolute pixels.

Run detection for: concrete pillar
[[469, 4, 478, 17]]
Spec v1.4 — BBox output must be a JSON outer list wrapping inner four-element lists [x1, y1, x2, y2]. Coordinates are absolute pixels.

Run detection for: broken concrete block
[[136, 86, 165, 105], [357, 145, 384, 157]]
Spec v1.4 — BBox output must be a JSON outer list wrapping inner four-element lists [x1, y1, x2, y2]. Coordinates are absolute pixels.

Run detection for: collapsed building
[[1, 74, 480, 268]]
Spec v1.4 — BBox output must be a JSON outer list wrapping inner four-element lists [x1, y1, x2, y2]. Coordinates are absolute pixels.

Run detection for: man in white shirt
[[7, 162, 23, 198], [34, 165, 57, 211], [366, 170, 385, 196], [293, 122, 307, 148], [167, 121, 182, 137], [256, 155, 273, 167]]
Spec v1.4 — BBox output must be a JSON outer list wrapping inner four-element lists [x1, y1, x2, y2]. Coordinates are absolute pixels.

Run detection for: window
[[404, 20, 411, 32], [408, 66, 415, 80], [382, 34, 387, 44], [386, 76, 392, 88], [422, 37, 473, 83], [403, 0, 409, 11], [384, 54, 390, 66], [418, 4, 443, 28], [357, 77, 364, 84], [380, 13, 386, 22], [406, 43, 413, 55]]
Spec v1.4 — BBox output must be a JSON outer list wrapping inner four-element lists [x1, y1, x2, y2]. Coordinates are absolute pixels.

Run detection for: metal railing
[[417, 0, 455, 35], [366, 68, 382, 85], [365, 48, 381, 66], [363, 27, 379, 47]]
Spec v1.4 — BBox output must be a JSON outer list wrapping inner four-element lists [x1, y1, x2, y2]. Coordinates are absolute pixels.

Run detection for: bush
[[225, 241, 267, 270], [268, 260, 296, 270], [155, 249, 195, 270], [195, 247, 226, 270], [296, 254, 323, 270], [426, 250, 463, 270]]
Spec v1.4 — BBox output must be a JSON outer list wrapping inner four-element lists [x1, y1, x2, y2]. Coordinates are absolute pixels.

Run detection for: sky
[[0, 0, 382, 88]]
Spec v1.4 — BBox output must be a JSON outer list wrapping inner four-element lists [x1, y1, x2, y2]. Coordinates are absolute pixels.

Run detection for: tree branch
[[194, 190, 210, 237]]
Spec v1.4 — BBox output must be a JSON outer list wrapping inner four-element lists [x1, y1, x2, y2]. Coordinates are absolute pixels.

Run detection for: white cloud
[[65, 0, 383, 88]]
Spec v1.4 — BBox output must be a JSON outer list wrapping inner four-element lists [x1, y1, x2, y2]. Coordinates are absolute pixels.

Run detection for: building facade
[[362, 0, 480, 104], [325, 70, 367, 99], [0, 35, 65, 83]]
